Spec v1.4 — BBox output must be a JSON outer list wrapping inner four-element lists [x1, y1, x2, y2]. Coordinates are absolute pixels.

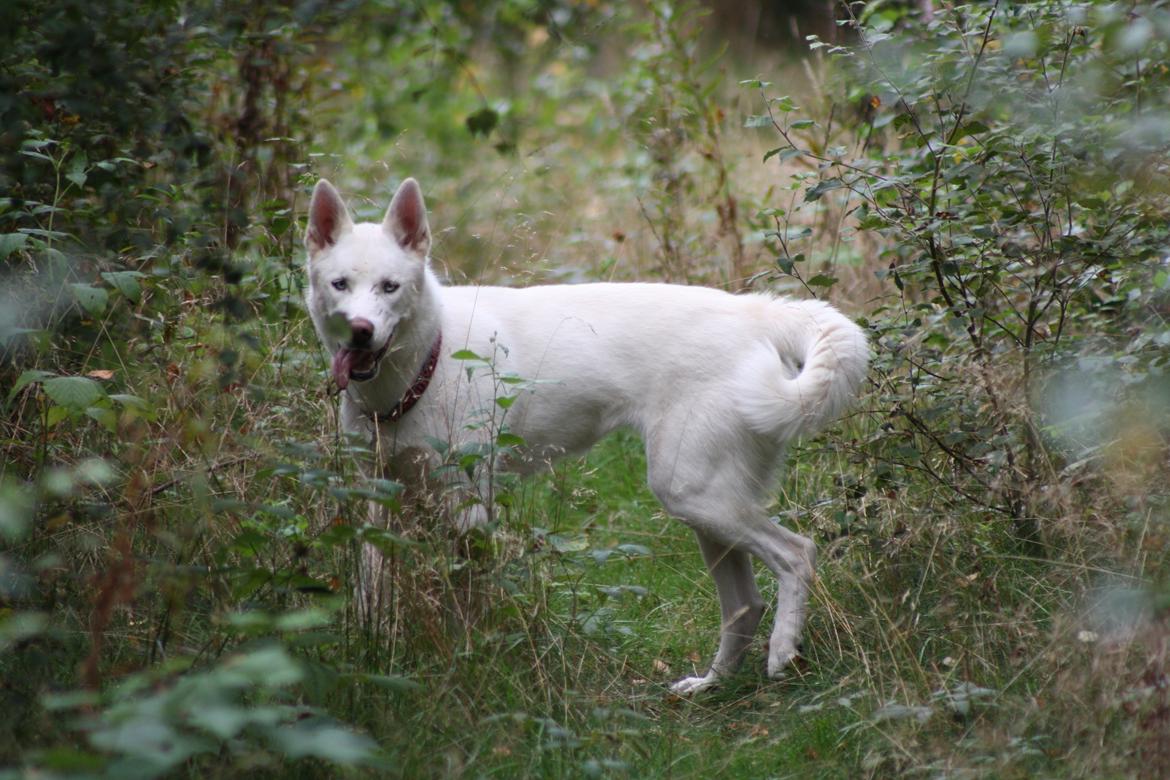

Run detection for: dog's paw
[[766, 643, 800, 679], [669, 674, 720, 696]]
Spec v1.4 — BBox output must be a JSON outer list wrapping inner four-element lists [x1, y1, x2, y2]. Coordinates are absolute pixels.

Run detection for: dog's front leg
[[450, 493, 490, 532], [438, 433, 503, 533], [355, 498, 390, 626]]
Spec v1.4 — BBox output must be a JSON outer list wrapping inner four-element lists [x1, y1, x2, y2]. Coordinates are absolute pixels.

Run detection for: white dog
[[305, 177, 869, 694]]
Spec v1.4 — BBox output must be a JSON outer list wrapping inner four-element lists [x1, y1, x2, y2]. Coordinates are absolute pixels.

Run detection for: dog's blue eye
[[382, 281, 400, 294], [331, 278, 347, 291]]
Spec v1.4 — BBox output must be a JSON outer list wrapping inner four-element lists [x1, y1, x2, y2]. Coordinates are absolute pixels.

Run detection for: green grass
[[257, 418, 1029, 778], [316, 431, 883, 778], [3, 248, 1156, 777]]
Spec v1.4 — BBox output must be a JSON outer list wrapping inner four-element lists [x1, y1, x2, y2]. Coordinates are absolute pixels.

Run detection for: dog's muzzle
[[332, 340, 389, 390]]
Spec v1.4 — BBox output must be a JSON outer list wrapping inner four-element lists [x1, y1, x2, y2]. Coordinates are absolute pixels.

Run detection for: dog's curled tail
[[737, 299, 870, 441]]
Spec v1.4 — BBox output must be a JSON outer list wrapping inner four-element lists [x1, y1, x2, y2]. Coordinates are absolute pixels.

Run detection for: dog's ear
[[306, 179, 353, 257], [384, 177, 431, 257]]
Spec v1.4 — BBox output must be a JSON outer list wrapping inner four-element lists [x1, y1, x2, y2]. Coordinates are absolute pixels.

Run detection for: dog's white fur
[[305, 177, 869, 694]]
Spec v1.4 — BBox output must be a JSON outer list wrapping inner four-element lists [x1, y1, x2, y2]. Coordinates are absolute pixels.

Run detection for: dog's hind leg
[[670, 532, 765, 695], [646, 419, 816, 692], [695, 507, 816, 683], [673, 508, 816, 690], [759, 519, 816, 678]]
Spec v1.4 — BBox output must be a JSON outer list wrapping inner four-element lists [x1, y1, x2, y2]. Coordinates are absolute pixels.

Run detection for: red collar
[[371, 332, 442, 424]]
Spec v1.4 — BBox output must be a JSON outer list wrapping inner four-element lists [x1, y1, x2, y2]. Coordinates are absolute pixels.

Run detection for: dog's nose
[[349, 317, 374, 347]]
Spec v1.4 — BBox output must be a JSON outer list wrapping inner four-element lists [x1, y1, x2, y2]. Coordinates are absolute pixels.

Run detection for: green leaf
[[77, 458, 117, 486], [770, 95, 797, 112], [598, 584, 649, 599], [9, 369, 56, 402], [763, 146, 803, 164], [267, 718, 379, 764], [101, 271, 144, 302], [358, 526, 413, 552], [777, 253, 806, 274], [0, 233, 29, 258], [189, 704, 253, 740], [274, 608, 332, 632], [85, 406, 118, 432], [21, 137, 55, 151], [369, 478, 401, 495], [323, 311, 348, 341], [804, 178, 846, 202], [88, 716, 207, 767], [0, 612, 48, 652], [43, 376, 106, 409], [69, 283, 108, 316], [549, 534, 589, 553], [953, 120, 990, 142], [450, 349, 484, 361], [46, 405, 71, 427], [496, 432, 525, 447], [40, 690, 101, 711], [744, 114, 773, 128], [1002, 31, 1038, 58], [225, 645, 304, 687], [597, 548, 648, 570], [466, 107, 499, 138], [0, 480, 33, 542], [109, 393, 150, 410], [806, 274, 839, 289], [228, 568, 267, 598]]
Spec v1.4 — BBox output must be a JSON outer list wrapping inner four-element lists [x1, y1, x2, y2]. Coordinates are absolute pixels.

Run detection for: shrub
[[750, 0, 1170, 541], [747, 1, 1170, 772]]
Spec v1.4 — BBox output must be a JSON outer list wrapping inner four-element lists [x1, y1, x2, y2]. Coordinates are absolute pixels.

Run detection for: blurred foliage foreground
[[2, 0, 1170, 777]]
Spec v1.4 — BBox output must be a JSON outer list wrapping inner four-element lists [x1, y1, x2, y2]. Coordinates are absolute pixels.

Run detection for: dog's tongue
[[332, 348, 357, 390], [333, 347, 382, 389]]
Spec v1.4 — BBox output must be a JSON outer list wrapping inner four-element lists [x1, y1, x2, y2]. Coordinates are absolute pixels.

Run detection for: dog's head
[[304, 178, 431, 389]]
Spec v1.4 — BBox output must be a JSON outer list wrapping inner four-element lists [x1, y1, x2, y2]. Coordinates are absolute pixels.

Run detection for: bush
[[0, 1, 387, 774], [746, 1, 1170, 772], [751, 0, 1170, 536]]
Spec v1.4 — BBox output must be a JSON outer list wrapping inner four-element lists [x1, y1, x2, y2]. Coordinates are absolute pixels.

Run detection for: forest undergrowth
[[2, 1, 1169, 777]]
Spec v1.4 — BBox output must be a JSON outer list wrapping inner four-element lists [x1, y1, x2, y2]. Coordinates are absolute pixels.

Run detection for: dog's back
[[437, 283, 868, 455]]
